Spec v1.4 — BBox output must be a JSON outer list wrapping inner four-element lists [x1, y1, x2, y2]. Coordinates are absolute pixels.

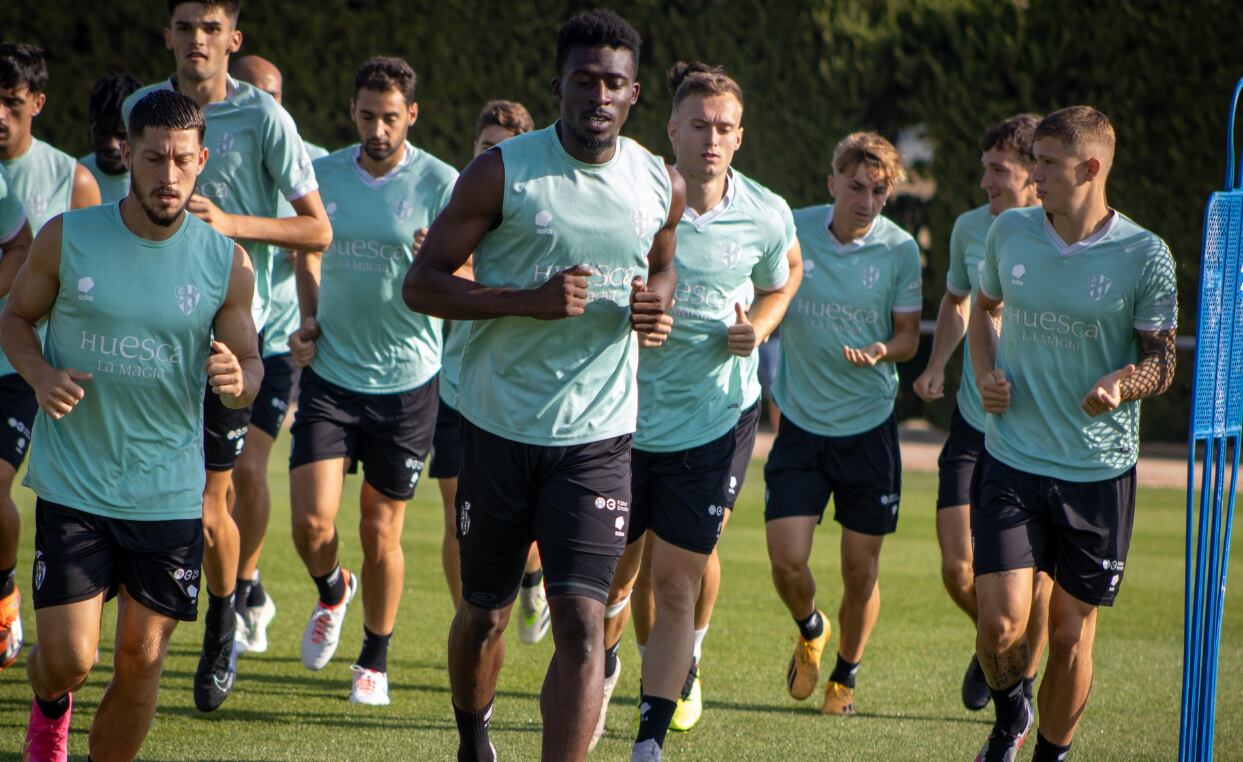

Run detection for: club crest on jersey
[[722, 242, 743, 269], [215, 132, 236, 155], [860, 264, 881, 289], [176, 284, 202, 315], [632, 209, 653, 239], [1088, 273, 1113, 301], [28, 195, 49, 217], [394, 199, 415, 222]]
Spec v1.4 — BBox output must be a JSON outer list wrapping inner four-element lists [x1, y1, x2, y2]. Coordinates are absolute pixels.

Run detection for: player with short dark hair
[[81, 73, 143, 204], [404, 9, 683, 759], [11, 88, 261, 762], [968, 105, 1178, 762]]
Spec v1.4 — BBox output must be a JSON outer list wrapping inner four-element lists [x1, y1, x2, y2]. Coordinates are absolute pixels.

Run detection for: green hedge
[[4, 0, 1236, 440]]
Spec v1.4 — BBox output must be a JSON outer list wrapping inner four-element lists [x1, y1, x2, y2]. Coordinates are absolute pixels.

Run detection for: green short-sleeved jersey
[[0, 163, 26, 246], [773, 205, 922, 436], [635, 170, 793, 452], [79, 153, 129, 204], [977, 206, 1178, 481], [264, 141, 329, 358], [945, 204, 994, 432]]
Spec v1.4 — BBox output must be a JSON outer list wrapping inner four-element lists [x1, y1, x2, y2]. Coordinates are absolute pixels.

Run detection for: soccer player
[[123, 0, 332, 711], [227, 53, 329, 655], [81, 73, 142, 204], [593, 61, 802, 757], [285, 56, 455, 706], [403, 10, 682, 760], [968, 106, 1177, 762], [9, 88, 261, 762], [433, 99, 551, 647], [912, 113, 1052, 711], [765, 132, 921, 716]]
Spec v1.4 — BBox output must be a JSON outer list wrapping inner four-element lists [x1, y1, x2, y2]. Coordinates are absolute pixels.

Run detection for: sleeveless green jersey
[[25, 203, 234, 520], [945, 204, 993, 432], [978, 206, 1178, 481], [311, 143, 456, 393], [79, 153, 129, 204], [0, 163, 26, 247], [457, 124, 672, 446], [264, 141, 328, 358], [635, 170, 793, 452]]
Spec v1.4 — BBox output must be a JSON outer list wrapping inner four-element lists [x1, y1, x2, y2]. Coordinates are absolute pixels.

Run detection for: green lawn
[[1, 432, 1240, 760]]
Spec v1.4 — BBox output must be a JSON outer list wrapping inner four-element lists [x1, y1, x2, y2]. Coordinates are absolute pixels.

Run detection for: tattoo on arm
[[1120, 328, 1176, 402]]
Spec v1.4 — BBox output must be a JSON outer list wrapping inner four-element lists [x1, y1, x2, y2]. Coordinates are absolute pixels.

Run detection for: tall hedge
[[4, 0, 1237, 440]]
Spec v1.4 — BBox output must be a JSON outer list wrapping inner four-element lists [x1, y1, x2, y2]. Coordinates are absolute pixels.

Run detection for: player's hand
[[638, 311, 674, 348], [843, 342, 886, 367], [187, 194, 237, 238], [913, 367, 945, 402], [527, 264, 592, 319], [629, 277, 668, 335], [412, 227, 428, 255], [1081, 364, 1135, 417], [289, 316, 319, 367], [978, 368, 1011, 413], [727, 303, 758, 357], [34, 367, 91, 420], [206, 340, 245, 399]]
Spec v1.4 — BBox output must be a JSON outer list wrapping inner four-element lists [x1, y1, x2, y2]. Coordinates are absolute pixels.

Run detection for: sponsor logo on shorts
[[173, 568, 200, 581], [728, 476, 739, 496], [8, 416, 30, 454], [405, 456, 424, 487], [1108, 574, 1120, 592], [459, 500, 471, 536], [614, 515, 626, 537], [1102, 559, 1125, 572], [176, 284, 202, 316], [33, 551, 45, 590], [77, 276, 96, 301], [594, 496, 629, 513], [708, 504, 725, 517]]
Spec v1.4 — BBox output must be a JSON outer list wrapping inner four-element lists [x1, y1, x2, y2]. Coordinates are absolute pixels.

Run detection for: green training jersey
[[79, 153, 129, 204], [439, 319, 467, 409], [311, 143, 456, 394], [123, 77, 318, 331], [24, 203, 234, 520], [0, 163, 26, 246], [978, 206, 1178, 482], [773, 204, 922, 437], [635, 170, 793, 452], [945, 204, 993, 432], [457, 123, 672, 446], [264, 141, 328, 358]]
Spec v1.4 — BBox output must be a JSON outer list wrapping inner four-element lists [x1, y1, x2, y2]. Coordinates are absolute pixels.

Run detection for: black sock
[[795, 609, 824, 641], [234, 578, 253, 614], [312, 564, 346, 607], [0, 565, 15, 599], [1032, 732, 1071, 761], [248, 572, 267, 607], [828, 654, 860, 688], [989, 678, 1029, 736], [206, 592, 234, 640], [636, 695, 678, 748], [1022, 673, 1037, 703], [454, 699, 494, 762], [604, 639, 621, 679], [35, 693, 70, 720], [521, 568, 543, 589], [356, 626, 392, 673]]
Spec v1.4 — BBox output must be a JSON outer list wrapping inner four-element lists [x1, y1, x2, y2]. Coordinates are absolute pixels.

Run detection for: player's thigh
[[32, 499, 115, 644], [233, 427, 276, 488], [971, 452, 1048, 577], [936, 505, 973, 567], [357, 376, 438, 502], [763, 416, 833, 524], [976, 566, 1036, 633], [936, 406, 983, 511], [648, 534, 710, 605], [828, 414, 902, 537], [113, 585, 180, 672], [765, 516, 820, 570]]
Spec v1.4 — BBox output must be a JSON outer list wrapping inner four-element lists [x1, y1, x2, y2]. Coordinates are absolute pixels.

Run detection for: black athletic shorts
[[725, 403, 762, 509], [936, 406, 985, 510], [249, 353, 299, 439], [456, 417, 631, 608], [429, 397, 463, 480], [203, 384, 253, 472], [971, 451, 1136, 606], [289, 368, 438, 501], [764, 413, 902, 536], [629, 427, 736, 555], [32, 499, 204, 621], [0, 373, 36, 471]]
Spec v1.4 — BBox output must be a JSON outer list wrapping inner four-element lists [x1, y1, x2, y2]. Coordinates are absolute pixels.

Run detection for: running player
[[11, 88, 261, 762], [432, 99, 551, 646], [912, 113, 1051, 711], [81, 73, 142, 205], [765, 132, 921, 716], [286, 56, 455, 706], [968, 106, 1177, 762], [227, 53, 329, 655], [403, 10, 682, 759], [123, 0, 332, 711], [593, 62, 801, 758]]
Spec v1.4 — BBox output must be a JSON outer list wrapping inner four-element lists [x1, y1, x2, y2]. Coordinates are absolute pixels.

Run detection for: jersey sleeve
[[1133, 241, 1178, 331], [0, 168, 26, 244], [751, 199, 795, 292], [892, 240, 923, 313], [946, 216, 971, 297], [263, 103, 318, 203], [435, 172, 458, 217], [979, 221, 1004, 301]]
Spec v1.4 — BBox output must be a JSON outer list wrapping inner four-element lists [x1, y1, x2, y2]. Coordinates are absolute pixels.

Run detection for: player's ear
[[1083, 157, 1101, 182], [164, 25, 173, 51], [198, 145, 209, 173], [551, 77, 562, 101], [407, 101, 419, 125], [630, 80, 640, 105], [666, 116, 677, 148], [735, 125, 745, 152], [121, 139, 132, 171], [30, 92, 46, 117], [228, 28, 243, 55], [827, 173, 837, 199]]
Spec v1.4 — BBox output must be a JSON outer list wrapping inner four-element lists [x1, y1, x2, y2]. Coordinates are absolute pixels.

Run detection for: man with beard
[[81, 73, 142, 204], [404, 10, 683, 760], [285, 55, 455, 706], [123, 0, 332, 712], [10, 89, 261, 762]]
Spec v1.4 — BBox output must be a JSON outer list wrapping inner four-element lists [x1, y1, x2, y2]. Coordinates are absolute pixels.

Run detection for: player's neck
[[173, 70, 229, 108], [0, 131, 33, 162], [681, 168, 728, 216], [555, 121, 617, 165], [119, 195, 186, 242], [358, 141, 407, 179], [830, 215, 869, 245], [1048, 192, 1111, 245]]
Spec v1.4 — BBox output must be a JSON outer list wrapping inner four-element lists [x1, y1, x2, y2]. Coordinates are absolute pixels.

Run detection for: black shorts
[[725, 403, 762, 509], [249, 353, 299, 438], [289, 368, 438, 501], [429, 397, 463, 480], [456, 417, 631, 608], [971, 452, 1136, 607], [0, 373, 36, 471], [630, 428, 736, 555], [936, 406, 985, 510], [203, 384, 253, 472], [32, 499, 204, 621], [763, 413, 902, 536]]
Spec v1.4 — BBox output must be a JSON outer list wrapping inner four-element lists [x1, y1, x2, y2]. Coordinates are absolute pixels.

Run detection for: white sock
[[692, 626, 709, 662]]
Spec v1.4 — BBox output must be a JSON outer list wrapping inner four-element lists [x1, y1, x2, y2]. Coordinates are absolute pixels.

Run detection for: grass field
[[1, 431, 1240, 760]]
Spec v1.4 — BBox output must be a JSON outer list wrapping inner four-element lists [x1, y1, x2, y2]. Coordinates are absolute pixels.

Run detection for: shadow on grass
[[702, 698, 993, 727]]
